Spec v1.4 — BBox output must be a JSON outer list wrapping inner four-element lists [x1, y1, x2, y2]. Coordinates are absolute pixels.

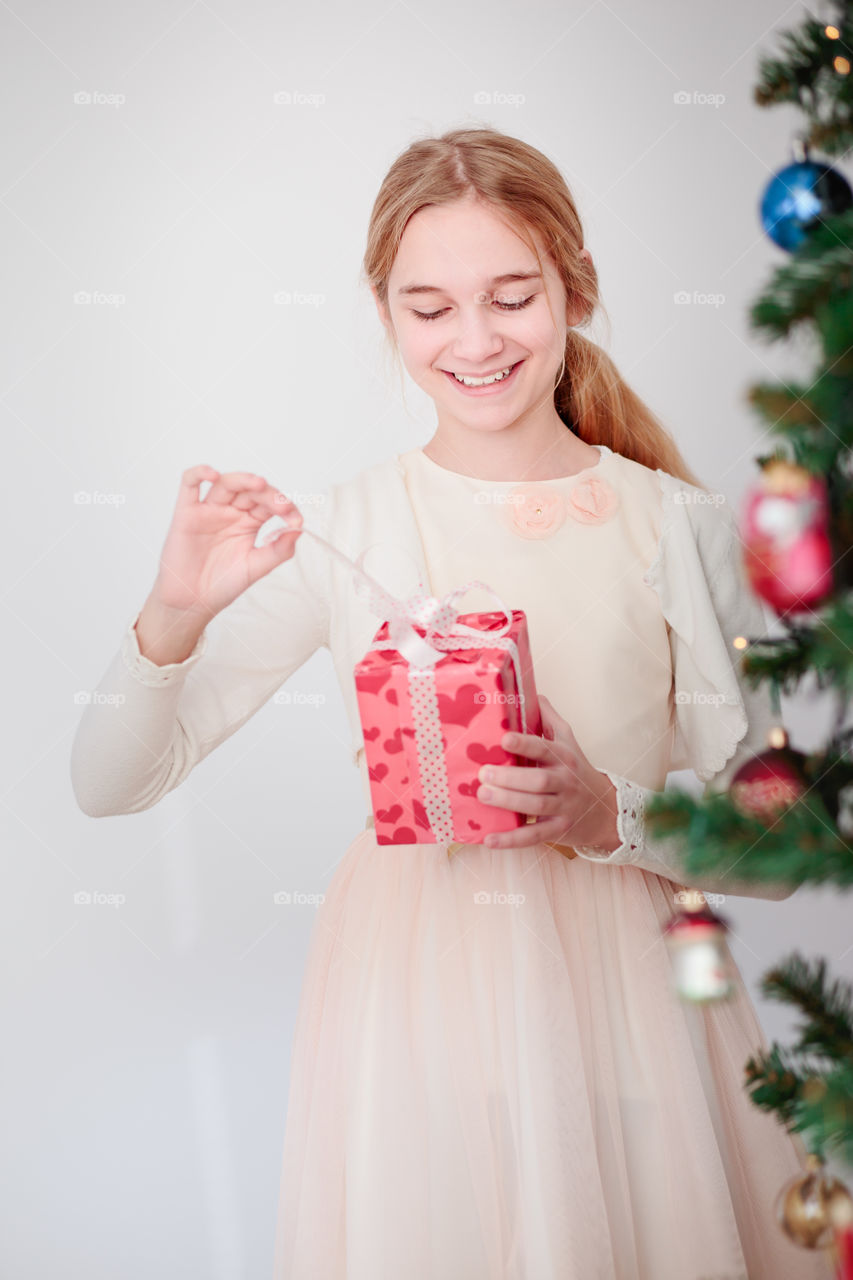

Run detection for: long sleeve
[[573, 490, 796, 902], [70, 525, 331, 817]]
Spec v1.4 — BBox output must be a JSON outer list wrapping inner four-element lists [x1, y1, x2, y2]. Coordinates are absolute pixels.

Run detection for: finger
[[538, 693, 557, 740], [203, 472, 268, 506], [477, 780, 560, 817], [483, 816, 572, 850], [500, 730, 560, 763], [249, 500, 303, 527], [245, 527, 304, 579], [231, 490, 260, 512], [245, 488, 301, 523], [176, 465, 221, 509], [479, 763, 561, 793]]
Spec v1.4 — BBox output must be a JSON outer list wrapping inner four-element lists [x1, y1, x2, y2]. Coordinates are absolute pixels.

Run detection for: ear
[[370, 284, 392, 333], [565, 247, 593, 327]]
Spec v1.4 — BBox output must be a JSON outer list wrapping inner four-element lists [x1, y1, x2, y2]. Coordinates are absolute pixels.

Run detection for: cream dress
[[272, 445, 832, 1280]]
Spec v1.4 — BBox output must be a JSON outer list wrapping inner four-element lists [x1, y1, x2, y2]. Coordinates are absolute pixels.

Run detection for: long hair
[[361, 125, 705, 489]]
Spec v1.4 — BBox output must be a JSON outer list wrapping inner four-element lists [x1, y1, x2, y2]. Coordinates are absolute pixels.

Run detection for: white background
[[3, 0, 851, 1275]]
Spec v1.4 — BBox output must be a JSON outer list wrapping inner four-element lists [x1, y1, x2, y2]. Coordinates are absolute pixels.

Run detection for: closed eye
[[412, 295, 537, 322]]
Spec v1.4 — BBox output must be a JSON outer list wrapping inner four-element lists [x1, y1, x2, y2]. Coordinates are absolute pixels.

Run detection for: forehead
[[389, 199, 557, 288]]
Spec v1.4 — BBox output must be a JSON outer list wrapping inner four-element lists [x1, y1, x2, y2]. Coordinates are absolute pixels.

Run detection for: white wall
[[3, 0, 849, 1275]]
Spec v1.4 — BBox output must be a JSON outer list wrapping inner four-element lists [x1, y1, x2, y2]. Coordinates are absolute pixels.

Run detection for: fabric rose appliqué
[[506, 485, 567, 539], [506, 474, 619, 538], [567, 475, 619, 525]]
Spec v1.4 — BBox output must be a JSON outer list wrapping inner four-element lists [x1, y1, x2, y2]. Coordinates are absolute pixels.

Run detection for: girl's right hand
[[150, 465, 307, 622]]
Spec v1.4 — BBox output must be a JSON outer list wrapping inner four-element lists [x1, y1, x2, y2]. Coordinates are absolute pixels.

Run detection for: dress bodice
[[355, 443, 675, 815]]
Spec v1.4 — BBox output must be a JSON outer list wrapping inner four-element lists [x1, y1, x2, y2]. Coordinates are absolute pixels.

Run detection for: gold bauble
[[775, 1152, 853, 1248]]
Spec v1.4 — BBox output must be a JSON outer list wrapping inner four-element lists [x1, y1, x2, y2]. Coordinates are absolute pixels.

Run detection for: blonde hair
[[361, 125, 705, 489]]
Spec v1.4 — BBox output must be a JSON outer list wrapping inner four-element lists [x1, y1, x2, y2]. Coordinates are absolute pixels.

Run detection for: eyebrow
[[396, 272, 542, 297]]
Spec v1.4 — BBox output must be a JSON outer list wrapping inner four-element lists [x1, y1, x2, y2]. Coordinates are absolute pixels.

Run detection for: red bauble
[[730, 728, 807, 824], [742, 459, 833, 614]]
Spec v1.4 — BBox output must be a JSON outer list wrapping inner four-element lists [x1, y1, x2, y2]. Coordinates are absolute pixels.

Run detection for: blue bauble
[[759, 159, 852, 252]]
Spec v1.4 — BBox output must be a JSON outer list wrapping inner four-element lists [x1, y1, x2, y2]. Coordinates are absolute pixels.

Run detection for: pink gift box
[[354, 608, 543, 845]]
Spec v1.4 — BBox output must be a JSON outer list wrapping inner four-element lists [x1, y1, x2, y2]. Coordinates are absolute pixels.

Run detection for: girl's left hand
[[476, 694, 620, 851]]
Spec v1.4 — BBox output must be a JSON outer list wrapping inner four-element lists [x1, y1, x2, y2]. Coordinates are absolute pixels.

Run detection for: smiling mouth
[[443, 360, 523, 389]]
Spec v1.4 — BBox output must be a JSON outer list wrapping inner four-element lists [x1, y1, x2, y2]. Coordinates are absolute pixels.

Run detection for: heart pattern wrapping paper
[[354, 608, 543, 845]]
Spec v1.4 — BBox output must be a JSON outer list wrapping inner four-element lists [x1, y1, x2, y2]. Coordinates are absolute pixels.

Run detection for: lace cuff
[[572, 770, 646, 863], [120, 609, 209, 688]]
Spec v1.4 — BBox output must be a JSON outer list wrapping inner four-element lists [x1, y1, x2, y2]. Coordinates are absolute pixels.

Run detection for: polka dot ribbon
[[301, 527, 531, 842]]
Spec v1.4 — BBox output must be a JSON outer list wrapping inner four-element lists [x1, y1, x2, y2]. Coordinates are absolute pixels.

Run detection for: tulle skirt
[[272, 829, 834, 1280]]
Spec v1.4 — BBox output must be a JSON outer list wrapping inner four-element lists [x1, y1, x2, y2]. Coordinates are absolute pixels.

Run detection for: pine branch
[[761, 953, 853, 1060], [795, 1063, 853, 1165], [644, 785, 853, 889], [747, 208, 853, 342], [744, 1046, 853, 1164], [744, 1043, 810, 1123], [754, 3, 853, 156]]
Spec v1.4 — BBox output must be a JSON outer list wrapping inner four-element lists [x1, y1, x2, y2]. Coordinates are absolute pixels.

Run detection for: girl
[[71, 127, 833, 1280]]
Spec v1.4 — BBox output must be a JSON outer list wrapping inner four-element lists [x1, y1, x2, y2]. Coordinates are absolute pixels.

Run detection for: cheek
[[522, 312, 565, 358], [396, 320, 441, 370]]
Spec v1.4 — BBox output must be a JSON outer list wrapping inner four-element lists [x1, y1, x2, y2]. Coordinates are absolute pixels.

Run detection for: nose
[[447, 304, 506, 366]]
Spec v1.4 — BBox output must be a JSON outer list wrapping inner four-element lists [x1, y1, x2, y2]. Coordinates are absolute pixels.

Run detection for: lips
[[450, 363, 514, 380], [442, 359, 524, 393]]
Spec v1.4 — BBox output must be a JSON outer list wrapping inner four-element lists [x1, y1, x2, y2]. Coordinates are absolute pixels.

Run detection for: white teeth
[[452, 364, 515, 387]]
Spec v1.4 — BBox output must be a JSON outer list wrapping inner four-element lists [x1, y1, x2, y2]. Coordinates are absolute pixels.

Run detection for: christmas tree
[[644, 0, 853, 1205]]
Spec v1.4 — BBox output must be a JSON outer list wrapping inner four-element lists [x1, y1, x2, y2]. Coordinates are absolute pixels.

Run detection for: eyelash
[[411, 295, 536, 322]]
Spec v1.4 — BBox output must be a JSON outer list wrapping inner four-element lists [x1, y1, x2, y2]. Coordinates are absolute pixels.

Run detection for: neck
[[422, 420, 598, 482]]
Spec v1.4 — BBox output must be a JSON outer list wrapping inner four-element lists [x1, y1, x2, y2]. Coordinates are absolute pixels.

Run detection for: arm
[[573, 498, 795, 901], [70, 528, 330, 817]]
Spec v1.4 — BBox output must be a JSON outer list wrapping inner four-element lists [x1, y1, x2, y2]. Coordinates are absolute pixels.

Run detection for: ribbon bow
[[298, 526, 529, 728]]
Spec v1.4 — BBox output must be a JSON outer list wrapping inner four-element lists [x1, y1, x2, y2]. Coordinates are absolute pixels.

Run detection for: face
[[373, 196, 587, 435]]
